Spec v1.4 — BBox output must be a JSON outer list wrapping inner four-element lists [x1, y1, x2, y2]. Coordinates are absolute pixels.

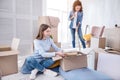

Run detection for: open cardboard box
[[0, 38, 20, 76], [60, 51, 87, 71], [51, 48, 87, 71]]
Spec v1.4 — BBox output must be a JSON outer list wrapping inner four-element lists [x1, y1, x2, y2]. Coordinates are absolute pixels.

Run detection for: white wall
[[0, 0, 43, 55], [81, 0, 120, 29]]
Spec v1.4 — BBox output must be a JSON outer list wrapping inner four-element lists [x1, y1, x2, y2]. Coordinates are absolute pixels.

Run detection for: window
[[46, 0, 74, 43]]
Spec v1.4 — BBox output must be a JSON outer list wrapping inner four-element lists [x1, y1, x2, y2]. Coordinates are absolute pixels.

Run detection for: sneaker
[[30, 69, 38, 80], [43, 69, 58, 77]]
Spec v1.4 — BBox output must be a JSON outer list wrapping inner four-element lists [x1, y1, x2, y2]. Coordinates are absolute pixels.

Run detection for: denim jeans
[[70, 27, 86, 48], [21, 56, 54, 74]]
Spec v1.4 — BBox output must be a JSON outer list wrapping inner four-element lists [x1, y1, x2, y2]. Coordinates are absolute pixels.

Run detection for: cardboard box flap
[[0, 45, 10, 48], [0, 38, 20, 51], [11, 38, 20, 50], [0, 45, 11, 51], [0, 50, 19, 57]]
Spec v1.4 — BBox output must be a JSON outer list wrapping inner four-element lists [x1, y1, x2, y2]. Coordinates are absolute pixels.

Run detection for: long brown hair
[[73, 0, 83, 12], [36, 24, 51, 40]]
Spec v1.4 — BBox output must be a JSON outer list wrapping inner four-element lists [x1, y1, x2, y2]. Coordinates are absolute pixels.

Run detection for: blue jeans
[[21, 56, 54, 74], [70, 27, 86, 48]]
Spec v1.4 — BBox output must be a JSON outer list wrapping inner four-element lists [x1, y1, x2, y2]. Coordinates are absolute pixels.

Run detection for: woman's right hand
[[70, 13, 75, 19], [70, 12, 77, 20], [56, 52, 65, 57]]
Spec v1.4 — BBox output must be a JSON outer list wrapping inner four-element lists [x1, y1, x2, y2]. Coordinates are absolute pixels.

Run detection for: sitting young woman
[[21, 24, 64, 80]]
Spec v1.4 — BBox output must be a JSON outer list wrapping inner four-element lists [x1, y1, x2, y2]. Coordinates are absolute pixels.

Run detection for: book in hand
[[52, 48, 83, 61], [52, 56, 62, 61]]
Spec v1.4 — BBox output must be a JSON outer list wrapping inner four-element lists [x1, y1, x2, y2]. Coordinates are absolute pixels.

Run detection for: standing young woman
[[68, 0, 86, 48], [21, 24, 64, 80]]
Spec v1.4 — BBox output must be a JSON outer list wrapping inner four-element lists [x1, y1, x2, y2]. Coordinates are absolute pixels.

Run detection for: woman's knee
[[42, 59, 54, 67], [26, 56, 34, 63], [21, 57, 34, 74], [48, 59, 54, 64]]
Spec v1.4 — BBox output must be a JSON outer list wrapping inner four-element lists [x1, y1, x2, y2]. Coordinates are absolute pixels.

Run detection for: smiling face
[[75, 5, 81, 12], [36, 24, 51, 40], [43, 27, 51, 39]]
